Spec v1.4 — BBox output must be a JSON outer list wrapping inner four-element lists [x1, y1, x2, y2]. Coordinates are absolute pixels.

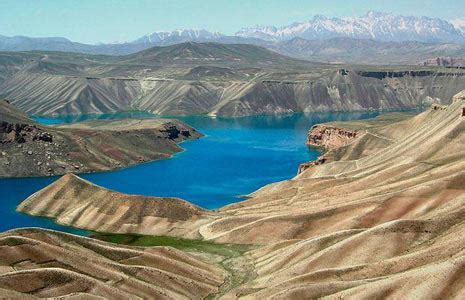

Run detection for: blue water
[[0, 111, 382, 234]]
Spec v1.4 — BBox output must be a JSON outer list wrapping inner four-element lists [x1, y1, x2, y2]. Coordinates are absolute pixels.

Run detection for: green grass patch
[[91, 233, 252, 257]]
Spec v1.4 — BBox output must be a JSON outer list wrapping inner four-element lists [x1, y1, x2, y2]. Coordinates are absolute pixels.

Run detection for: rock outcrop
[[421, 56, 465, 67], [306, 124, 359, 149], [298, 124, 360, 173], [0, 122, 53, 144]]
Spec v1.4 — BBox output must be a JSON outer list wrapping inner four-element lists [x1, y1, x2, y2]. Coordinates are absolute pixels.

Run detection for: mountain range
[[236, 11, 465, 43], [1, 12, 465, 65]]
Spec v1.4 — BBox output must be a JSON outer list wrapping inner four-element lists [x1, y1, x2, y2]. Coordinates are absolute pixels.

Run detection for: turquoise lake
[[0, 111, 382, 234]]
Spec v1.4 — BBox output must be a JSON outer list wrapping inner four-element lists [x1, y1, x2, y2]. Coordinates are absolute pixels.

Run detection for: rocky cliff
[[306, 124, 359, 149], [298, 124, 360, 173]]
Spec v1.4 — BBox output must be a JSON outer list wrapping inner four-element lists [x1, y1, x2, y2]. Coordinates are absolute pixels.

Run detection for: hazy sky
[[1, 0, 464, 44]]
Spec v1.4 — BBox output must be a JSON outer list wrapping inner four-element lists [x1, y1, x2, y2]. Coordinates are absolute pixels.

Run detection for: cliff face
[[298, 124, 360, 173], [4, 69, 465, 117], [306, 124, 359, 149], [0, 101, 202, 177]]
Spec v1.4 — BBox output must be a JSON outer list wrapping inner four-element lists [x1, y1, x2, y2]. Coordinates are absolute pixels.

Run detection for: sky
[[0, 0, 464, 44]]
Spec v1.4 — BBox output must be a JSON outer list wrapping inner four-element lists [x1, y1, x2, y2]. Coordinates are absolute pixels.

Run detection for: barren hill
[[17, 174, 213, 238], [0, 228, 224, 299]]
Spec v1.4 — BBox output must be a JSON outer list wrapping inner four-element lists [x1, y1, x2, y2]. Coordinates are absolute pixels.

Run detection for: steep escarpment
[[0, 228, 224, 299], [0, 100, 201, 177], [1, 44, 465, 117], [5, 67, 465, 117], [13, 91, 465, 298]]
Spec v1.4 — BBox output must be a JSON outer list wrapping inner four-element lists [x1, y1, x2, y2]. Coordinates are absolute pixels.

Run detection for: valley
[[2, 3, 465, 299], [1, 91, 463, 298]]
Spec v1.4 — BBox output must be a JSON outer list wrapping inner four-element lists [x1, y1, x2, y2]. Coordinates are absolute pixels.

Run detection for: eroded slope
[[17, 174, 213, 239]]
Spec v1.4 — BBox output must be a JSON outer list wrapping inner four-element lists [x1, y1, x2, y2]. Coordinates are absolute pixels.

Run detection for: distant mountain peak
[[451, 19, 465, 33], [365, 10, 391, 18], [134, 29, 223, 44]]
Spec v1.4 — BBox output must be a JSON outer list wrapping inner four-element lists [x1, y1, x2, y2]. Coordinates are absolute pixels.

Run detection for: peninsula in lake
[[0, 100, 201, 177]]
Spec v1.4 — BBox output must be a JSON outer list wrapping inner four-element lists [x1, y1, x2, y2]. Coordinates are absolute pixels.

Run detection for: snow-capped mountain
[[451, 19, 465, 33], [134, 29, 223, 44], [236, 11, 465, 43]]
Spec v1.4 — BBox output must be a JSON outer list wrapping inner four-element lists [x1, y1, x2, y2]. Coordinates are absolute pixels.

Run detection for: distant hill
[[120, 42, 308, 67], [1, 34, 465, 66], [271, 37, 465, 65]]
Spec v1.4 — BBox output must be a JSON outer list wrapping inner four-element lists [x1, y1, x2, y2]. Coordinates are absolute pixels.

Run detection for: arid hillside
[[12, 91, 465, 298], [1, 43, 465, 117], [0, 228, 224, 299], [0, 100, 201, 177]]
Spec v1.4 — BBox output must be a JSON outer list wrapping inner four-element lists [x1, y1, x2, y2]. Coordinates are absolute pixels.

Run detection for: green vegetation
[[92, 233, 252, 257]]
